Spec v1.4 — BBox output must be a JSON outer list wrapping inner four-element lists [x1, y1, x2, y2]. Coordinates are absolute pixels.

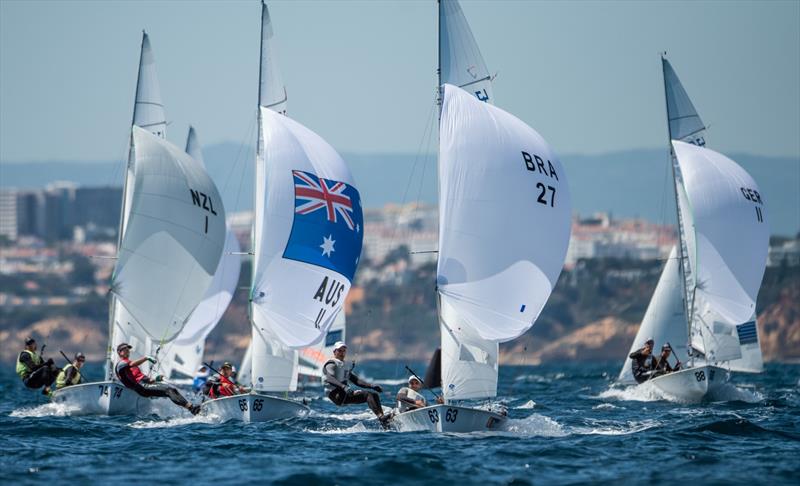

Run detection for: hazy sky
[[1, 0, 798, 162]]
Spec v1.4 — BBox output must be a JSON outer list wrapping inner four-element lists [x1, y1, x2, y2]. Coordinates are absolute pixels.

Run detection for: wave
[[515, 399, 537, 409], [597, 382, 667, 402], [304, 422, 379, 435], [128, 414, 220, 429], [708, 383, 763, 403], [572, 418, 661, 436], [10, 402, 82, 418]]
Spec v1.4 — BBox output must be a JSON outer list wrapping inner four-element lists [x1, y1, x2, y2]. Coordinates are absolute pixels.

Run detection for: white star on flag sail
[[320, 234, 336, 257]]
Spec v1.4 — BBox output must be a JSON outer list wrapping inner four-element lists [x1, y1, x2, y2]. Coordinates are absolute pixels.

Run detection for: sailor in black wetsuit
[[114, 343, 200, 415], [653, 344, 681, 377], [323, 341, 391, 426], [16, 337, 58, 395], [629, 338, 657, 384]]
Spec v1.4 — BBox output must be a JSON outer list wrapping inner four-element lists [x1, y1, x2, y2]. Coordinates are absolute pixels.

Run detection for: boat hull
[[50, 381, 153, 415], [649, 365, 729, 402], [200, 393, 309, 423], [392, 404, 507, 433]]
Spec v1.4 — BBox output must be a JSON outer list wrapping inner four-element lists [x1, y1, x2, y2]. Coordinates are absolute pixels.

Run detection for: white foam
[[709, 383, 763, 403], [10, 402, 82, 418], [592, 403, 622, 410], [515, 400, 536, 409], [573, 418, 661, 436], [597, 382, 667, 402], [128, 414, 219, 429], [305, 422, 378, 435], [501, 413, 567, 437]]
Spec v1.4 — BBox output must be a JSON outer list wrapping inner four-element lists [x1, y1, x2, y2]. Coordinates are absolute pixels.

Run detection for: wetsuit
[[115, 358, 190, 408], [17, 350, 57, 390], [629, 348, 657, 384], [652, 356, 680, 377], [323, 359, 383, 417], [396, 387, 426, 413]]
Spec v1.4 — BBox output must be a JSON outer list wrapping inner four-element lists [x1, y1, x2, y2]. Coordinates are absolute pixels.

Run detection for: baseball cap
[[333, 341, 347, 351], [116, 343, 132, 353], [25, 337, 36, 345], [408, 375, 421, 385], [74, 352, 86, 361]]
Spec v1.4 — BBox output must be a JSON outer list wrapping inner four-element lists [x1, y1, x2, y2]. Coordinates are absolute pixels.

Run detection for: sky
[[0, 0, 798, 162]]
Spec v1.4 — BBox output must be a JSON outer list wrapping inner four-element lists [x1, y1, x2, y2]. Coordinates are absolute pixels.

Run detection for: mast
[[660, 53, 693, 352], [105, 31, 148, 378]]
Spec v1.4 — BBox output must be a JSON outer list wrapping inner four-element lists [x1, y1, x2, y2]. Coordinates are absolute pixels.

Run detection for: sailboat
[[51, 32, 227, 415], [297, 312, 345, 382], [618, 55, 768, 402], [155, 127, 242, 383], [200, 2, 363, 422], [393, 0, 572, 433]]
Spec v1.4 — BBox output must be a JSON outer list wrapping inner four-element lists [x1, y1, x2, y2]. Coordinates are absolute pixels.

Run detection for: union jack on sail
[[293, 170, 356, 230]]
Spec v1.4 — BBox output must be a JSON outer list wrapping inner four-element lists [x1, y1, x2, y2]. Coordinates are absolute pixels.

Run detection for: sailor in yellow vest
[[16, 337, 58, 395], [396, 375, 443, 413], [55, 352, 85, 390]]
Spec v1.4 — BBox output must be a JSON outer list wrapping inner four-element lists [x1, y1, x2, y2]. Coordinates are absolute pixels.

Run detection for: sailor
[[323, 341, 391, 426], [396, 376, 443, 413], [629, 338, 658, 384], [55, 352, 85, 390], [653, 344, 681, 377], [16, 337, 58, 395], [114, 343, 200, 415], [192, 365, 209, 393], [207, 362, 247, 399]]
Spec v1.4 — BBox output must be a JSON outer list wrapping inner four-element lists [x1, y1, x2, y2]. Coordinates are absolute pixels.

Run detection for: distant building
[[16, 190, 45, 237], [0, 189, 18, 242], [74, 186, 121, 229]]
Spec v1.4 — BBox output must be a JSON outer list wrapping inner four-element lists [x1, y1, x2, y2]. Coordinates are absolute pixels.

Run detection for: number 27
[[536, 183, 556, 207]]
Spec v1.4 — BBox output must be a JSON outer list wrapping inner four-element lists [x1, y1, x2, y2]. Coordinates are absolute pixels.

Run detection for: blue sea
[[1, 361, 798, 485]]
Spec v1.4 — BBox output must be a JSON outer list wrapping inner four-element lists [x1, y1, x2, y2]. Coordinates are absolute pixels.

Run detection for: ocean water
[[1, 361, 798, 485]]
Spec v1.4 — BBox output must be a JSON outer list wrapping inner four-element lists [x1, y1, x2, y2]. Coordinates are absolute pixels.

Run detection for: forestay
[[440, 0, 493, 103], [112, 126, 226, 344], [618, 246, 688, 383], [672, 141, 768, 366], [437, 84, 571, 399], [251, 107, 363, 349], [259, 1, 287, 114]]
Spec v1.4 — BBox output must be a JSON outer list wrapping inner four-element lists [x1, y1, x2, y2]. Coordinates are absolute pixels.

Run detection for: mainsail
[[158, 127, 242, 379], [112, 126, 227, 348], [259, 0, 287, 114], [662, 57, 705, 145], [672, 141, 768, 368], [440, 0, 493, 103], [108, 32, 169, 376], [437, 84, 571, 400]]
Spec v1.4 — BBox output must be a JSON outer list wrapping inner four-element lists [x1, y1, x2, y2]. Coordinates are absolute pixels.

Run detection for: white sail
[[163, 229, 241, 378], [662, 57, 705, 144], [618, 247, 688, 383], [185, 125, 203, 164], [252, 106, 363, 350], [238, 340, 253, 386], [298, 310, 346, 378], [112, 126, 226, 344], [440, 0, 493, 103], [437, 84, 571, 399], [673, 141, 768, 366], [251, 325, 298, 392], [259, 1, 287, 114]]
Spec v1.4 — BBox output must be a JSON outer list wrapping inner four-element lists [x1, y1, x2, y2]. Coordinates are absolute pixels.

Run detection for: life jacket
[[55, 364, 81, 389], [216, 376, 236, 397], [323, 358, 349, 392], [115, 358, 146, 389], [16, 350, 42, 380], [397, 387, 425, 413]]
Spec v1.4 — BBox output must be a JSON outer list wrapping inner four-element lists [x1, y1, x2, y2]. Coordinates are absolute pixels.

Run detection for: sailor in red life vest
[[114, 343, 200, 415], [207, 362, 248, 399]]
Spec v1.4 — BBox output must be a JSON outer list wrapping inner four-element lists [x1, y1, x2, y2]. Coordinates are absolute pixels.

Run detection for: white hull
[[392, 404, 507, 433], [649, 365, 729, 402], [50, 381, 154, 416], [200, 392, 309, 423]]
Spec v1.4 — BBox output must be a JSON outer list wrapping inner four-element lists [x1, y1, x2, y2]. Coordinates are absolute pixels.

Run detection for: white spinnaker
[[252, 106, 359, 349], [440, 0, 493, 104], [618, 247, 688, 383], [259, 1, 287, 114], [298, 311, 346, 378], [662, 57, 705, 143], [673, 141, 768, 365], [112, 126, 226, 344], [164, 229, 241, 378], [437, 85, 571, 399]]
